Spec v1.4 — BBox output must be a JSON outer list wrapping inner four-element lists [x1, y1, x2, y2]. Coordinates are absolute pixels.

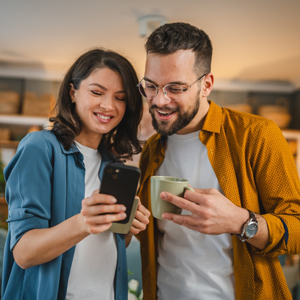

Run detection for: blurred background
[[0, 0, 300, 298]]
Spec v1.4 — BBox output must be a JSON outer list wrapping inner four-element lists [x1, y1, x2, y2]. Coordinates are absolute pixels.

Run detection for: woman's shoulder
[[4, 131, 59, 177], [19, 130, 58, 148], [17, 130, 63, 158]]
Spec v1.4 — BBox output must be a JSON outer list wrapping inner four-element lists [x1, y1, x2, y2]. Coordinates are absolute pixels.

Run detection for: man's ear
[[202, 73, 214, 97], [69, 83, 76, 103]]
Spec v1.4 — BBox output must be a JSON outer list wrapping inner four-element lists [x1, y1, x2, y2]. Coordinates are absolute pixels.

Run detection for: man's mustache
[[149, 105, 179, 113]]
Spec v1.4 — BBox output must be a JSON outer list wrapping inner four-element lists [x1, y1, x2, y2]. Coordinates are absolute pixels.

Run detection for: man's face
[[144, 50, 204, 135]]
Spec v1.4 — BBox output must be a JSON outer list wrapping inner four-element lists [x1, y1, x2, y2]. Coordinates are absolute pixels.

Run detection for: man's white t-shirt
[[66, 142, 117, 300], [156, 131, 235, 300]]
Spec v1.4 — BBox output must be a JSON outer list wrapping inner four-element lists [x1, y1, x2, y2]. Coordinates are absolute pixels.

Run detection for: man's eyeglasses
[[137, 74, 206, 102]]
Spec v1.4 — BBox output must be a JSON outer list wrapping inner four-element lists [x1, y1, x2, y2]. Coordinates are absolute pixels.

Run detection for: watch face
[[246, 222, 258, 238]]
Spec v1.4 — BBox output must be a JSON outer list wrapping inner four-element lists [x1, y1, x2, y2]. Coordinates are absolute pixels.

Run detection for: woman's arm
[[13, 191, 127, 269]]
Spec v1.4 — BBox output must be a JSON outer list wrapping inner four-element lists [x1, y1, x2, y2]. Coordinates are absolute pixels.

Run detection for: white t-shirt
[[66, 142, 117, 300], [156, 131, 235, 300]]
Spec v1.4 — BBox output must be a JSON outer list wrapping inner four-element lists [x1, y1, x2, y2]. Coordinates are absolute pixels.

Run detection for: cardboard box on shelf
[[22, 92, 55, 117], [0, 91, 20, 115], [0, 128, 10, 141]]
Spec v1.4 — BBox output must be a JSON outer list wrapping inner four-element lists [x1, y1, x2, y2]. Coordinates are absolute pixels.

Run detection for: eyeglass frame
[[137, 73, 207, 102]]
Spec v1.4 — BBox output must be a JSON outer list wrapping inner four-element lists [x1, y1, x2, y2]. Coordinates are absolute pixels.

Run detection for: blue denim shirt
[[2, 130, 128, 300]]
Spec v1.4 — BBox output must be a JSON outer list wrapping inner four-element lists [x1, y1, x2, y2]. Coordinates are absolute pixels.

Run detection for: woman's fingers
[[83, 193, 117, 206], [81, 193, 126, 216], [134, 209, 150, 225], [81, 194, 150, 235], [138, 203, 151, 217], [81, 203, 126, 216], [128, 203, 150, 235], [80, 193, 127, 234], [82, 211, 127, 234], [83, 212, 127, 224]]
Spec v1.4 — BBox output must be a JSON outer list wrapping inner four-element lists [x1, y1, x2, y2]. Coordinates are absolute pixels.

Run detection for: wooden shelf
[[0, 140, 19, 148], [0, 114, 49, 126]]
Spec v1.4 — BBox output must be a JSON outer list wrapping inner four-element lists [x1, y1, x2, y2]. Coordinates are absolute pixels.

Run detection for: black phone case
[[100, 163, 140, 225]]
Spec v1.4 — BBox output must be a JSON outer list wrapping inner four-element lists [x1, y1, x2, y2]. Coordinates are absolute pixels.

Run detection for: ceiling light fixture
[[138, 15, 167, 37]]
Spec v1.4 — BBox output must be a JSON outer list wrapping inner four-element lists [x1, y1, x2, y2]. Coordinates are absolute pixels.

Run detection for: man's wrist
[[232, 208, 250, 235], [235, 210, 259, 242]]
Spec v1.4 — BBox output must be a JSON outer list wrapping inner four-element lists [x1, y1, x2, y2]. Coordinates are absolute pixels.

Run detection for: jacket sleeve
[[4, 132, 53, 251], [250, 120, 300, 256], [136, 141, 151, 242]]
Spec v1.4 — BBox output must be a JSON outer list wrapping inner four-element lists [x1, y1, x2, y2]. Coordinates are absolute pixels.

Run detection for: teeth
[[96, 114, 110, 120], [158, 110, 172, 116]]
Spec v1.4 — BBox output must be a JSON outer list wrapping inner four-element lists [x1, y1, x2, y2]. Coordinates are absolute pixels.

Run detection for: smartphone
[[100, 163, 140, 233]]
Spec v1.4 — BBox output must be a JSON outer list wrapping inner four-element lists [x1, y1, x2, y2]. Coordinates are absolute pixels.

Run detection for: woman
[[2, 48, 150, 300]]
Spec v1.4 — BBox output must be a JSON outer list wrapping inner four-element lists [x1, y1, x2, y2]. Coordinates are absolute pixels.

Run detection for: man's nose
[[150, 88, 172, 107]]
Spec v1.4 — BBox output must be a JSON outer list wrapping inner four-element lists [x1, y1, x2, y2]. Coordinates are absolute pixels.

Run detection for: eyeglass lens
[[139, 80, 184, 102]]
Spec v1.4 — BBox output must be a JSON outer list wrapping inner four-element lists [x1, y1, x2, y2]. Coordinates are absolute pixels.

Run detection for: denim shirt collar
[[59, 140, 115, 180]]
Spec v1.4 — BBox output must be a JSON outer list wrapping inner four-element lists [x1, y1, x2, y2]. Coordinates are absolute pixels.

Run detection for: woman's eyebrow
[[89, 83, 107, 90], [89, 83, 125, 94]]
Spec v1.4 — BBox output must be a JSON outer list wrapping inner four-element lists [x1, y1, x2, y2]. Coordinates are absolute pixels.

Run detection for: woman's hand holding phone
[[125, 198, 150, 246], [80, 189, 127, 234], [128, 198, 150, 235]]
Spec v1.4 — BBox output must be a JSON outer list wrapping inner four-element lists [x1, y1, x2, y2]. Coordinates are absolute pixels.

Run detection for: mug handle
[[184, 186, 195, 192]]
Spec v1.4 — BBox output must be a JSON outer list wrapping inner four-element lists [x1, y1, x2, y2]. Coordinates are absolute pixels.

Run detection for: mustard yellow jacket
[[138, 101, 300, 300]]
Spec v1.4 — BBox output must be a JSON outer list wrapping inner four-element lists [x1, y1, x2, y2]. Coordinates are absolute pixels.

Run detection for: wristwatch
[[236, 210, 259, 242]]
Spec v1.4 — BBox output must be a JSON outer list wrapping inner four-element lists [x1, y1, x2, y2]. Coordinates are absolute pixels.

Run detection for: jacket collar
[[201, 100, 222, 134], [59, 139, 111, 158], [59, 141, 80, 155], [58, 138, 113, 179]]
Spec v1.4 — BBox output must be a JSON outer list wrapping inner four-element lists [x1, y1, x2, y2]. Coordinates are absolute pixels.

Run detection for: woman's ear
[[69, 83, 76, 103], [202, 73, 214, 97]]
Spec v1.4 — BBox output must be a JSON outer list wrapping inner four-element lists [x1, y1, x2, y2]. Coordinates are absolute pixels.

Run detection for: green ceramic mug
[[150, 176, 195, 219]]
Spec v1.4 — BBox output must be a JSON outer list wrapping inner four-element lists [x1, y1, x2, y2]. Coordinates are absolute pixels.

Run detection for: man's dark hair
[[145, 22, 213, 75]]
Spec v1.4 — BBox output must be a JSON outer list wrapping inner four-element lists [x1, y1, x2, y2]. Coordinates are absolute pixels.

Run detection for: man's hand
[[161, 188, 249, 235], [161, 188, 269, 250]]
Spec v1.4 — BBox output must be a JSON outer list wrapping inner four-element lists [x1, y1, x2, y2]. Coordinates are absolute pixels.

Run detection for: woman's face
[[70, 67, 126, 149]]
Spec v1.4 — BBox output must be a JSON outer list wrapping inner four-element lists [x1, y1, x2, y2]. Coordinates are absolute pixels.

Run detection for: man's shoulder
[[222, 107, 277, 132]]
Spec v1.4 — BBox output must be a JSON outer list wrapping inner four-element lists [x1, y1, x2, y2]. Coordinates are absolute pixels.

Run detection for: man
[[137, 22, 300, 300]]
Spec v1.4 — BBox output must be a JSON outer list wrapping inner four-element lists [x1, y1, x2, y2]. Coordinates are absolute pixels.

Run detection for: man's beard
[[149, 94, 200, 136]]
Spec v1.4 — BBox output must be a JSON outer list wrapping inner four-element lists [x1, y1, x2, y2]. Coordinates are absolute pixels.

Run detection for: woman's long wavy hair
[[50, 48, 143, 160]]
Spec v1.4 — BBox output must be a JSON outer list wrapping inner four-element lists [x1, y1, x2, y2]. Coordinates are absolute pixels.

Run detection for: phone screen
[[100, 163, 140, 224]]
